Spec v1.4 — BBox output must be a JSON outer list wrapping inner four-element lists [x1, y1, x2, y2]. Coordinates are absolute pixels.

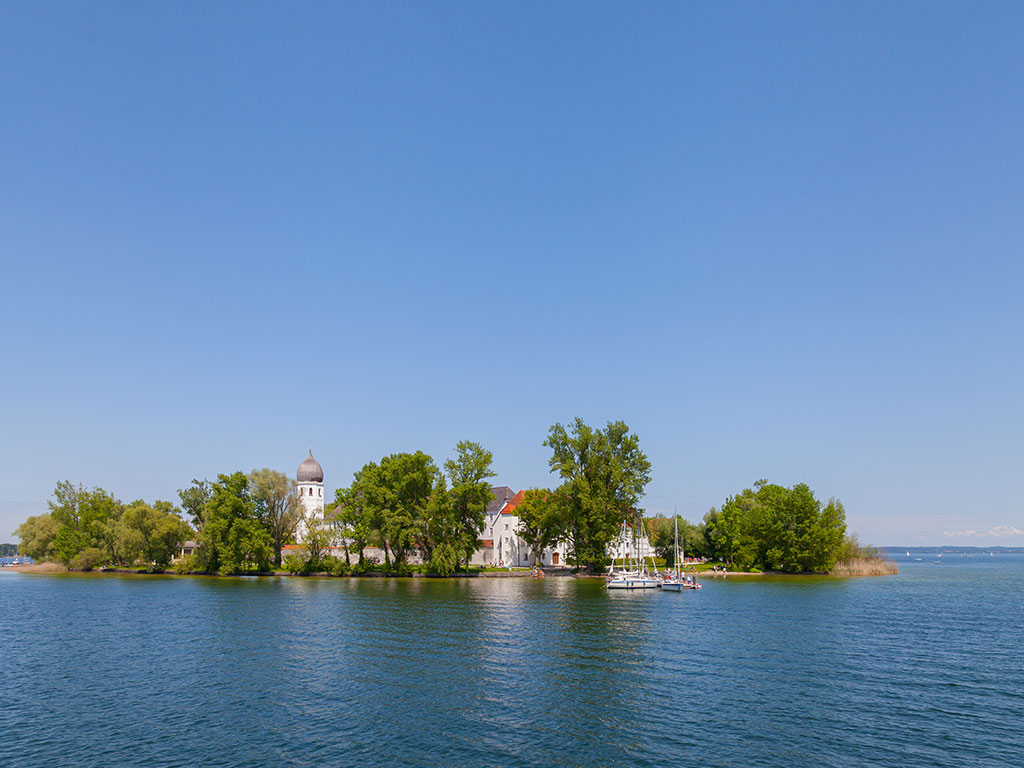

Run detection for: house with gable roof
[[470, 486, 569, 568]]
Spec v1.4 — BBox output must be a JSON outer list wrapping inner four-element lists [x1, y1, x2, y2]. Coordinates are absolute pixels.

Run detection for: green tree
[[47, 481, 122, 567], [196, 472, 272, 575], [13, 514, 59, 561], [379, 452, 437, 567], [443, 441, 497, 568], [248, 468, 301, 567], [338, 452, 438, 568], [647, 516, 707, 565], [177, 479, 212, 528], [333, 486, 371, 566], [117, 500, 192, 570], [709, 481, 850, 572], [544, 419, 652, 572], [515, 489, 562, 566]]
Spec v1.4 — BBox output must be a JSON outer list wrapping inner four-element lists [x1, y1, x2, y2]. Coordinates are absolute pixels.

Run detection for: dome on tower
[[297, 449, 324, 483]]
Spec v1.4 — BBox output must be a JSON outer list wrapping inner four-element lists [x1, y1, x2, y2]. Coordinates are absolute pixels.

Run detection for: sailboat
[[607, 516, 661, 590], [662, 516, 700, 592]]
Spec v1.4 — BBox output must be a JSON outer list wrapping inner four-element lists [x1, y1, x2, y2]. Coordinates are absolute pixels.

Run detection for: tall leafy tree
[[708, 481, 849, 572], [47, 481, 123, 567], [116, 500, 192, 570], [338, 452, 438, 568], [649, 515, 707, 565], [443, 440, 496, 568], [544, 419, 652, 572], [177, 479, 212, 528], [248, 468, 301, 567], [196, 472, 272, 575], [515, 489, 561, 566], [424, 475, 461, 576], [13, 514, 59, 561], [333, 486, 371, 566]]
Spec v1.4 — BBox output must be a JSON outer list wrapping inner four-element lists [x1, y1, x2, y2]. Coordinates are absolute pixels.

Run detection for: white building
[[295, 449, 325, 542], [471, 487, 569, 568]]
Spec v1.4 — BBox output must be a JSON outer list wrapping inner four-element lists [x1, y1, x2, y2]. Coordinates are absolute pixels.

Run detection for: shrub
[[283, 555, 310, 575], [172, 555, 196, 574], [70, 547, 104, 571]]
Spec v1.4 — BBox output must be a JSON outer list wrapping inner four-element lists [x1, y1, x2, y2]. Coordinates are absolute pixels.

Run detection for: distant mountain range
[[882, 545, 1023, 554]]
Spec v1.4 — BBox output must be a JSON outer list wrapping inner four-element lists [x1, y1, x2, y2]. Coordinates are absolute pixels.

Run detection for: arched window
[[318, 488, 322, 497], [309, 488, 313, 496]]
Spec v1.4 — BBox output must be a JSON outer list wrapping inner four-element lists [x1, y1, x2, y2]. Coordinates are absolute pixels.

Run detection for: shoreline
[[4, 562, 895, 579]]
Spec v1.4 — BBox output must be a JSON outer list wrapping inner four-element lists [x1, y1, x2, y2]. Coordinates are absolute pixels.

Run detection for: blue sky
[[2, 1, 1022, 546]]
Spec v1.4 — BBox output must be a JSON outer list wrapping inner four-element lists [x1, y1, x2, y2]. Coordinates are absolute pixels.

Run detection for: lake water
[[2, 555, 1022, 767]]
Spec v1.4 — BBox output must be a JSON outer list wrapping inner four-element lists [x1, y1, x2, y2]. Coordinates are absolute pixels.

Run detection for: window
[[309, 488, 313, 496], [318, 488, 322, 497]]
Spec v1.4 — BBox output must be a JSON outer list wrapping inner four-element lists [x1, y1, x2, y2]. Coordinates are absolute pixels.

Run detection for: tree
[[196, 472, 272, 575], [515, 489, 561, 566], [178, 479, 212, 528], [13, 514, 59, 561], [544, 419, 652, 572], [47, 481, 122, 567], [117, 500, 192, 570], [708, 481, 850, 572], [248, 468, 301, 567], [333, 486, 371, 566], [338, 452, 439, 568], [648, 515, 708, 564], [443, 441, 497, 568], [378, 452, 437, 567]]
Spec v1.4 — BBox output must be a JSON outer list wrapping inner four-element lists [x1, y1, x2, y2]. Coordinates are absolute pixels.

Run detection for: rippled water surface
[[2, 555, 1023, 767]]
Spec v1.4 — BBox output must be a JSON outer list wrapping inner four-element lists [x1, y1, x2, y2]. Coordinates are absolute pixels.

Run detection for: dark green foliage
[[335, 441, 495, 574], [444, 441, 497, 568], [704, 481, 848, 572], [195, 472, 272, 574], [35, 480, 192, 569], [544, 419, 652, 572], [177, 479, 212, 528], [649, 515, 708, 565], [515, 489, 561, 566]]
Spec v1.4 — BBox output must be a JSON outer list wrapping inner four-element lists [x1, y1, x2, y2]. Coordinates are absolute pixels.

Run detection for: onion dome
[[297, 449, 324, 483]]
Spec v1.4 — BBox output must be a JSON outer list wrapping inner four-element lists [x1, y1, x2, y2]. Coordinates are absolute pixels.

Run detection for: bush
[[283, 555, 310, 575], [172, 555, 196, 574], [70, 547, 104, 571]]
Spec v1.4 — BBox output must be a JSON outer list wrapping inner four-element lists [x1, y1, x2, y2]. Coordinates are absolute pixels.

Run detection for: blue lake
[[2, 555, 1022, 767]]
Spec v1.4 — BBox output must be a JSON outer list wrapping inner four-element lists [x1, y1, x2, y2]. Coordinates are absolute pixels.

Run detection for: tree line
[[12, 421, 874, 576], [648, 480, 869, 573], [326, 420, 652, 574]]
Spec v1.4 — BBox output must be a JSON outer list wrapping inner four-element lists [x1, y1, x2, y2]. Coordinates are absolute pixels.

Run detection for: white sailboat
[[662, 516, 700, 592], [607, 517, 661, 590]]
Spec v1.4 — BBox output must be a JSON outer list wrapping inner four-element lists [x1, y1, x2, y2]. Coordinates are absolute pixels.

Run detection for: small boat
[[607, 517, 662, 590], [662, 516, 700, 591], [607, 571, 662, 590]]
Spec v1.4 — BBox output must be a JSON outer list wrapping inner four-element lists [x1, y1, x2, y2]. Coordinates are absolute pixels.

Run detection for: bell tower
[[295, 448, 324, 542]]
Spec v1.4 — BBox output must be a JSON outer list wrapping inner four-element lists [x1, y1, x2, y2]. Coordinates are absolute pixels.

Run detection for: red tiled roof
[[500, 489, 526, 514], [478, 539, 494, 547]]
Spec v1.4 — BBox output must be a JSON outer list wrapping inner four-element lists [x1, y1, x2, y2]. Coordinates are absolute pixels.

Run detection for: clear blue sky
[[2, 1, 1022, 546]]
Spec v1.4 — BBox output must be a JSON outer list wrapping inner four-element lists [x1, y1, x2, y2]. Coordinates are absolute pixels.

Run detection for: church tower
[[296, 448, 324, 542]]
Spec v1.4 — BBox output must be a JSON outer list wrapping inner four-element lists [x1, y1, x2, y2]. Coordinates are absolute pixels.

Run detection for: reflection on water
[[2, 558, 1022, 768]]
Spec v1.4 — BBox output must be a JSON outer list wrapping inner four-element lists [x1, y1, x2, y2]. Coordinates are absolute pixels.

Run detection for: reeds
[[831, 557, 899, 576]]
